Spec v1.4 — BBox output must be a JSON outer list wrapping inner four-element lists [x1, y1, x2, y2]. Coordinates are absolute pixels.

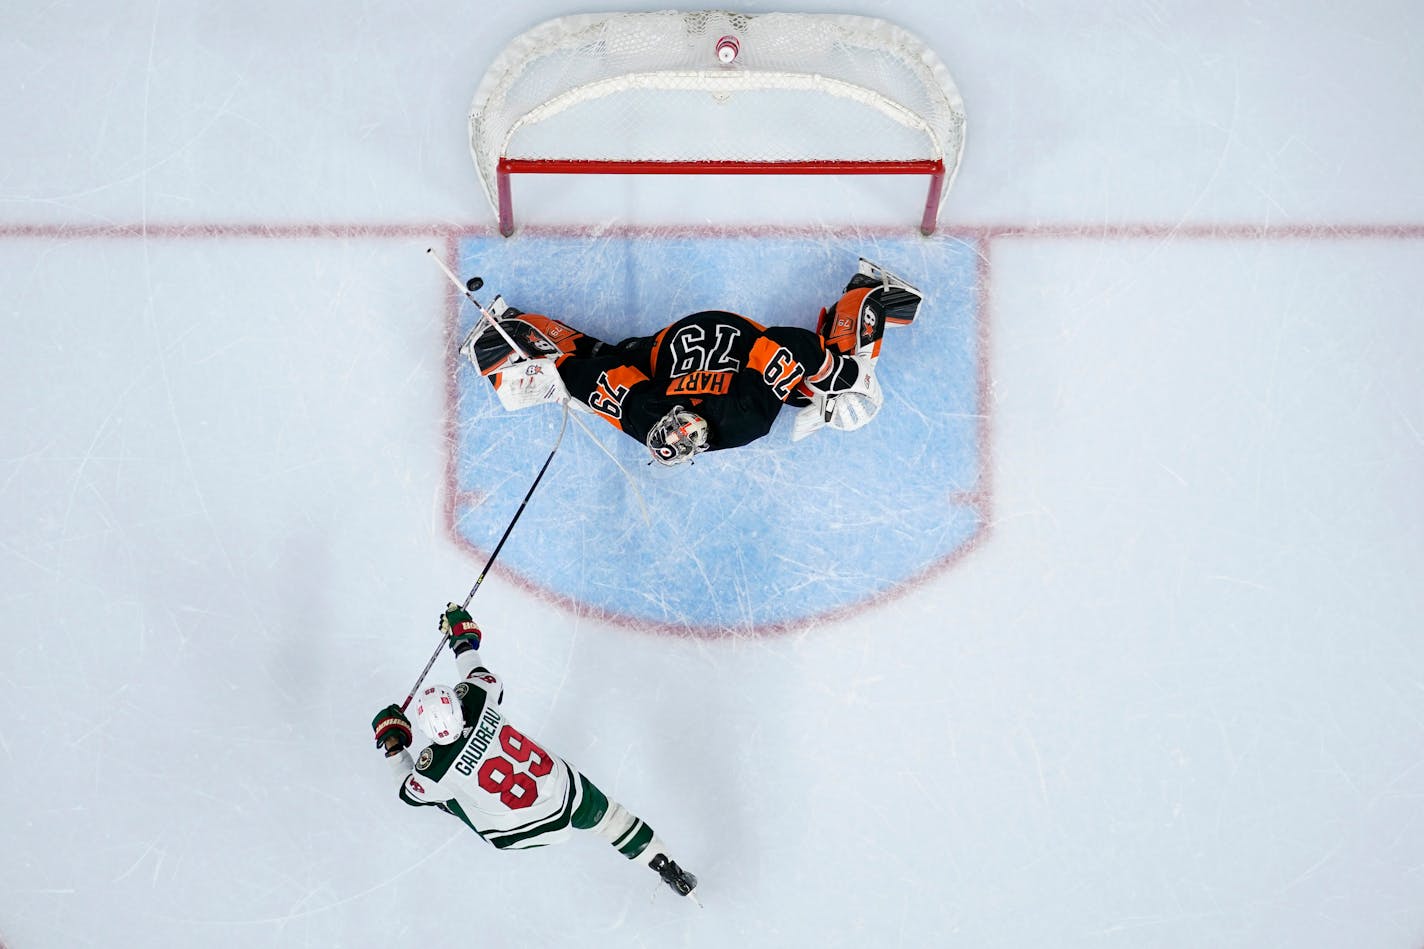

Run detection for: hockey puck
[[466, 276, 484, 293]]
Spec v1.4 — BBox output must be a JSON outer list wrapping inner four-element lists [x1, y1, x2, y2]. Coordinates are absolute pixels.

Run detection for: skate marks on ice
[[446, 232, 986, 634]]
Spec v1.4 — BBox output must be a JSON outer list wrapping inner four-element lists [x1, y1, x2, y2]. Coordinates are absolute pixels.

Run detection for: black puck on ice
[[466, 276, 484, 292]]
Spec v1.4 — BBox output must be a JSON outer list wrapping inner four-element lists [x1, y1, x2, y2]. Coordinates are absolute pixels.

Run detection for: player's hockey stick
[[399, 394, 570, 713]]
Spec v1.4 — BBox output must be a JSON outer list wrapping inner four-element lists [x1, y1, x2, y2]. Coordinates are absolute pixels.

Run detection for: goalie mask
[[413, 684, 464, 745], [646, 406, 710, 467]]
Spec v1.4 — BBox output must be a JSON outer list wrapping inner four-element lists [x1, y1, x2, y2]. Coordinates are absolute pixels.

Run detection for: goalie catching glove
[[440, 603, 482, 654]]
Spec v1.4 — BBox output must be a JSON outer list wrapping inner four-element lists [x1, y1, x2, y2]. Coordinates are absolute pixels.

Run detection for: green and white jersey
[[385, 650, 589, 850]]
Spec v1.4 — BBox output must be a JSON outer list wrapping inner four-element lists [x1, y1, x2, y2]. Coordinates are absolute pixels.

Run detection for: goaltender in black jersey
[[462, 259, 924, 466]]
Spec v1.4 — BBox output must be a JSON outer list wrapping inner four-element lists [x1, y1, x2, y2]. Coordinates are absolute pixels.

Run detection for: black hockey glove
[[440, 602, 482, 654], [372, 704, 412, 754], [806, 351, 860, 395]]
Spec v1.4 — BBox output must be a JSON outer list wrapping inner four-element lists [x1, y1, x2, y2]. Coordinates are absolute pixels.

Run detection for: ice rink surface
[[2, 2, 1422, 947]]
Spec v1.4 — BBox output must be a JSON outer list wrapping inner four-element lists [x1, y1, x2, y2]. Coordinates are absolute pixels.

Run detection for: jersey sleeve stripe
[[616, 822, 655, 858]]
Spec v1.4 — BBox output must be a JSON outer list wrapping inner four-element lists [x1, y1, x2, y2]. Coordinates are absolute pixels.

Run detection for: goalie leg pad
[[820, 288, 886, 359], [845, 258, 924, 326], [488, 356, 569, 412], [461, 312, 592, 376]]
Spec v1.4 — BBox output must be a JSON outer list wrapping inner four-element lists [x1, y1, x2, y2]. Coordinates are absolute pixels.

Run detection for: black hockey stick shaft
[[458, 402, 568, 610], [399, 395, 570, 712]]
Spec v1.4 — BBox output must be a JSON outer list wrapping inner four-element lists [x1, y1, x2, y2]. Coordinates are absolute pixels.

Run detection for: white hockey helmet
[[413, 684, 464, 745], [646, 406, 710, 467]]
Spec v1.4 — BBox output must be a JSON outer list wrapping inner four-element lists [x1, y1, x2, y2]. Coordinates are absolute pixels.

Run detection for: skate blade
[[648, 882, 703, 907], [858, 257, 923, 297]]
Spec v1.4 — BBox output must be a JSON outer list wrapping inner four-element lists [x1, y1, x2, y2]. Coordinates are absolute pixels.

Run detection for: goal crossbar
[[496, 158, 947, 236]]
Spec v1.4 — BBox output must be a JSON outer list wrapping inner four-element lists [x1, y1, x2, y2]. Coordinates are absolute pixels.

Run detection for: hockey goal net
[[469, 11, 966, 236]]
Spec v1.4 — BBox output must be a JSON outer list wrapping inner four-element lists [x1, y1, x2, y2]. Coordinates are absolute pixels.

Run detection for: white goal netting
[[469, 11, 967, 233]]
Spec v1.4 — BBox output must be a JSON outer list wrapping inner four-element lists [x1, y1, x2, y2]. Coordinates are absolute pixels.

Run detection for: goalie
[[461, 259, 923, 466]]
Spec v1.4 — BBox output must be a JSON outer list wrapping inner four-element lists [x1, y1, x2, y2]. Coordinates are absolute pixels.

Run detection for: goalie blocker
[[460, 258, 924, 461]]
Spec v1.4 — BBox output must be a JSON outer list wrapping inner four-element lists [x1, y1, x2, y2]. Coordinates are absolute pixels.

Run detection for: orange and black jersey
[[553, 311, 843, 451]]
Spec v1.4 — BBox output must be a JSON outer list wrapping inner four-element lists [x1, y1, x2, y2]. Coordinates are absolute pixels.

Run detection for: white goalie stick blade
[[489, 356, 569, 411], [857, 258, 923, 298]]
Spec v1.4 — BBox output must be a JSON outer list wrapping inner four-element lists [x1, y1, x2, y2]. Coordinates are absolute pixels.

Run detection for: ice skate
[[649, 853, 699, 898], [459, 298, 551, 377], [846, 258, 924, 326]]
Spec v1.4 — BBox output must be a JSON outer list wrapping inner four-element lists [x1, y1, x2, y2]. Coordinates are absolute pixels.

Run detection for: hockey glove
[[372, 704, 412, 754], [440, 602, 482, 654], [805, 351, 860, 395]]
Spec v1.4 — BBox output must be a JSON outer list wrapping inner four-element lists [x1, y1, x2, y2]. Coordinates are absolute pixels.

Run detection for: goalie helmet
[[646, 406, 710, 467], [413, 684, 464, 745]]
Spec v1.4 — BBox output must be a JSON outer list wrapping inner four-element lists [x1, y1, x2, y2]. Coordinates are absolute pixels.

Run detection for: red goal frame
[[495, 158, 949, 237]]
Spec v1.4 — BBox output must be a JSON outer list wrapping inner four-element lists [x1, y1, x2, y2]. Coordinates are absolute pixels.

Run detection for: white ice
[[2, 2, 1422, 948]]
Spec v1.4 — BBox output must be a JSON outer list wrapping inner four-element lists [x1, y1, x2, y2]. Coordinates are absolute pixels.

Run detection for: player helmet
[[646, 406, 710, 467], [413, 684, 464, 745]]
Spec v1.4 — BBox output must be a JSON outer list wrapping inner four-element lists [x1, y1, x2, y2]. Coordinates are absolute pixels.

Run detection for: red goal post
[[469, 12, 967, 236]]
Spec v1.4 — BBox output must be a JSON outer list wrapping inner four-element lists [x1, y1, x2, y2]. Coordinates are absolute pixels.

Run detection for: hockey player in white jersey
[[371, 604, 698, 898]]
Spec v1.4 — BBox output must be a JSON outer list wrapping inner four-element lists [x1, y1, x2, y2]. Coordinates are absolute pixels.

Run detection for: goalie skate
[[846, 258, 924, 327], [458, 300, 559, 377], [794, 259, 918, 441]]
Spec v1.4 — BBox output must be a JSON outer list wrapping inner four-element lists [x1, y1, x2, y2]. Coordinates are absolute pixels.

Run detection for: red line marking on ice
[[440, 231, 465, 546], [0, 222, 459, 240], [5, 220, 1424, 242], [8, 217, 1422, 636]]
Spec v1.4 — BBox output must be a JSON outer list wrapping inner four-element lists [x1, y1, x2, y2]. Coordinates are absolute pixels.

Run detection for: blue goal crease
[[449, 234, 985, 631]]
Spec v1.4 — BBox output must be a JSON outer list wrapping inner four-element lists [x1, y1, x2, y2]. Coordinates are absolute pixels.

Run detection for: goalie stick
[[429, 249, 569, 410]]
